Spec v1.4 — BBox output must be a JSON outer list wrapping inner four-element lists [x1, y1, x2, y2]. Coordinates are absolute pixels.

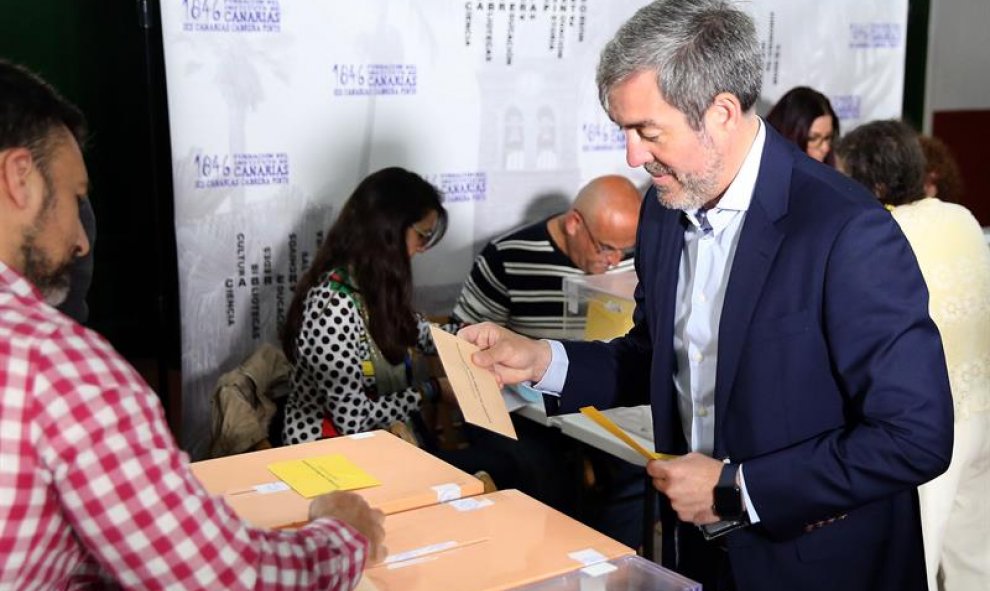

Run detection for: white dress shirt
[[674, 121, 764, 456]]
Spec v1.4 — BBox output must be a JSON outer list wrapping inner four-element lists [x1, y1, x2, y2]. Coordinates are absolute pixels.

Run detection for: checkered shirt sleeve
[[1, 266, 368, 590]]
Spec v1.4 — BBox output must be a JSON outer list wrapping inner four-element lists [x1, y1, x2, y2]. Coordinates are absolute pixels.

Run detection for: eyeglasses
[[574, 210, 633, 258], [411, 220, 440, 251], [807, 132, 836, 149]]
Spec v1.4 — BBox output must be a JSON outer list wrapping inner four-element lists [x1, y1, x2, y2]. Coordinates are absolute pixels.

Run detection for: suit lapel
[[713, 130, 793, 455], [643, 190, 687, 452]]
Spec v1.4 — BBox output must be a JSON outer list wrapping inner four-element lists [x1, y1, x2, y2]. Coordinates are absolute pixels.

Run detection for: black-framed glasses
[[574, 209, 634, 257], [807, 132, 836, 149], [411, 220, 440, 251]]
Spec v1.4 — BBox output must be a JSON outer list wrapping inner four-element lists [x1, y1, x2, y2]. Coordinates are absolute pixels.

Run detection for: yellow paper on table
[[268, 454, 380, 498], [579, 406, 678, 462], [583, 296, 635, 342], [428, 325, 517, 440]]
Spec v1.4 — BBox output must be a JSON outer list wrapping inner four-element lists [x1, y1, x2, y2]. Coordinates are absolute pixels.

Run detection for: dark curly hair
[[919, 135, 964, 204], [834, 120, 925, 207]]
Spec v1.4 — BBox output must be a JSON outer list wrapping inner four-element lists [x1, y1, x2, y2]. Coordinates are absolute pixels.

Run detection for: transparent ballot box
[[513, 555, 701, 591], [562, 271, 638, 342]]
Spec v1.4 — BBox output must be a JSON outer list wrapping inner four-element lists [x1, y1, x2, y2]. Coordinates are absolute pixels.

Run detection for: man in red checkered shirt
[[0, 61, 385, 590]]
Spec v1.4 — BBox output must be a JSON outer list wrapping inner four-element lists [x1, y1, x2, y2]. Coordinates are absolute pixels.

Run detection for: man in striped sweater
[[450, 175, 646, 548], [453, 175, 642, 339]]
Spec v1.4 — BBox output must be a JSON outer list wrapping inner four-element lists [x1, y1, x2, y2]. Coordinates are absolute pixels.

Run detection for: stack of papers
[[267, 453, 380, 498]]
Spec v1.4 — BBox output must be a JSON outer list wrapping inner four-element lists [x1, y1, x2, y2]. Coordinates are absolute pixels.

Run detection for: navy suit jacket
[[556, 127, 953, 590]]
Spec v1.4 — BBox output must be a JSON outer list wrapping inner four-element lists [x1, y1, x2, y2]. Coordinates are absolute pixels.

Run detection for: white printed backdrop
[[160, 0, 908, 458]]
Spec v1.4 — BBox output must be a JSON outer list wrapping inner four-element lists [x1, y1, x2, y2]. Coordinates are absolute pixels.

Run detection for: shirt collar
[[715, 117, 765, 213], [686, 117, 766, 229], [0, 259, 43, 301]]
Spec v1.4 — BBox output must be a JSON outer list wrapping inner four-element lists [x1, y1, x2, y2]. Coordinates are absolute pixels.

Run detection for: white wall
[[924, 0, 990, 130]]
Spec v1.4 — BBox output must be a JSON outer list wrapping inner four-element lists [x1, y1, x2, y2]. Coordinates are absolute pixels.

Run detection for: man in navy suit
[[458, 1, 953, 589]]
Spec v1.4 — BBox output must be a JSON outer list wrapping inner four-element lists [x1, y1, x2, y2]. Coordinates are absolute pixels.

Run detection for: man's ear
[[705, 92, 744, 136], [0, 148, 38, 209], [563, 210, 582, 236]]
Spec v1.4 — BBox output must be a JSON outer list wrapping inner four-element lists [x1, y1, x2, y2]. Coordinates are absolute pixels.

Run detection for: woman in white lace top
[[837, 122, 990, 591]]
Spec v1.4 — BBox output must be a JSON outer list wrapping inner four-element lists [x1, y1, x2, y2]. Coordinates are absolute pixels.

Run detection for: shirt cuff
[[531, 340, 568, 395], [738, 464, 761, 524]]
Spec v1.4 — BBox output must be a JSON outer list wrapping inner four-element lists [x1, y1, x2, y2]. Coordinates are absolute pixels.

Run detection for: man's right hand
[[308, 492, 387, 563], [457, 322, 551, 386]]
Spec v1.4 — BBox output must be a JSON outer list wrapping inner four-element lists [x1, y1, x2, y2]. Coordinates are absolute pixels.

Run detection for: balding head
[[553, 175, 642, 274], [574, 175, 642, 235]]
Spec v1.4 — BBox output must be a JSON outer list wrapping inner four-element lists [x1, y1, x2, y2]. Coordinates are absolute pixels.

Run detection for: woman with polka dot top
[[280, 167, 449, 445]]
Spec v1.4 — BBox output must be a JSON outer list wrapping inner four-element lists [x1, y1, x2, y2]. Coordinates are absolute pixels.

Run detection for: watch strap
[[714, 462, 744, 520], [718, 462, 740, 489]]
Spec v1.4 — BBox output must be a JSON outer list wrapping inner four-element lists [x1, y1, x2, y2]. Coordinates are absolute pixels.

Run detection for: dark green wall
[[0, 1, 179, 409], [903, 0, 930, 130]]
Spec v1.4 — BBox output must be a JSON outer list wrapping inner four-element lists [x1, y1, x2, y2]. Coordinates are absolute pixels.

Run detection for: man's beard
[[645, 135, 723, 212], [21, 222, 73, 307]]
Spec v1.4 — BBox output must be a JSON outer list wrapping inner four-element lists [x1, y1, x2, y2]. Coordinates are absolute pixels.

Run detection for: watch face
[[715, 485, 743, 520]]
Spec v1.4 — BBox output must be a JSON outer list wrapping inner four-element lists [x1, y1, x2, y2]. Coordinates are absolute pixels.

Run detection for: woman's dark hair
[[282, 167, 447, 364], [834, 119, 926, 207], [919, 135, 964, 204], [765, 86, 840, 166]]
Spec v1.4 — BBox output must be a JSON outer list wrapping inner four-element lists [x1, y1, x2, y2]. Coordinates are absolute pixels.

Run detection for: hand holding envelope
[[428, 325, 518, 439], [454, 321, 553, 386], [580, 407, 743, 538]]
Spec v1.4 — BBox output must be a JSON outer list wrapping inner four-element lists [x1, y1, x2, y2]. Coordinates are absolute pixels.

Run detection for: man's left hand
[[647, 452, 723, 525]]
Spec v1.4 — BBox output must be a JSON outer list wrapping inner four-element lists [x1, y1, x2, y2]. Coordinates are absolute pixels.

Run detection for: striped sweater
[[452, 217, 634, 339]]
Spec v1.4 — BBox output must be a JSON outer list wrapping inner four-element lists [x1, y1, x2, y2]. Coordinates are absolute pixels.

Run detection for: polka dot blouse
[[282, 273, 435, 444]]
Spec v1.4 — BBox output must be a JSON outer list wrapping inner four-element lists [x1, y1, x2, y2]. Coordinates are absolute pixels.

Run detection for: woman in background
[[920, 134, 965, 203], [280, 167, 449, 444], [766, 86, 840, 165], [836, 121, 990, 591]]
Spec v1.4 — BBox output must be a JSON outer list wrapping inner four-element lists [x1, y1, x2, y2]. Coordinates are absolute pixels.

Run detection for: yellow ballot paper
[[428, 325, 517, 440], [267, 454, 380, 498], [579, 406, 677, 462], [583, 296, 635, 342]]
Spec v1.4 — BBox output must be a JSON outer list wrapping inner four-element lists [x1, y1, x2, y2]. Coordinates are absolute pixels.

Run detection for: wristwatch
[[713, 462, 745, 521]]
